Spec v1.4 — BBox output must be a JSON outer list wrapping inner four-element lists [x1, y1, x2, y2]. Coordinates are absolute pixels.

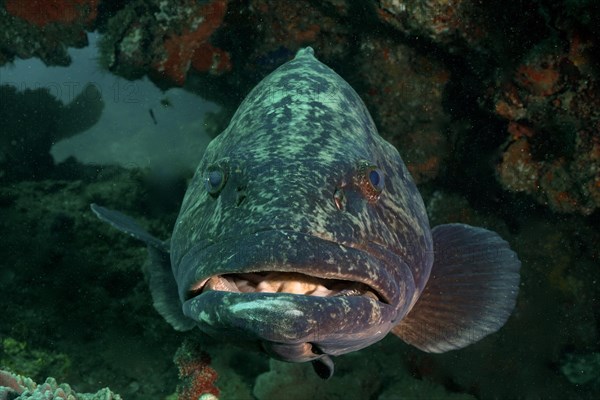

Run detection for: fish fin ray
[[146, 246, 195, 331], [391, 223, 520, 353], [90, 203, 167, 251]]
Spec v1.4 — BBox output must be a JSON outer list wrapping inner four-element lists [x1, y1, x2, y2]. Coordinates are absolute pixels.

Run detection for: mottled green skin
[[172, 48, 433, 360]]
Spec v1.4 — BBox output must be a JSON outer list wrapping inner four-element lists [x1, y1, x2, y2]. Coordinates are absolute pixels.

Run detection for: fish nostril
[[236, 185, 247, 206], [236, 194, 247, 206], [333, 187, 346, 210]]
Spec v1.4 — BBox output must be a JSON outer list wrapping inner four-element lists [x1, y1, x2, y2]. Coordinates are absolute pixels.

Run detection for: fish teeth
[[308, 285, 332, 297], [203, 272, 373, 298], [236, 280, 256, 293], [205, 276, 240, 292], [278, 281, 315, 294], [256, 281, 276, 293]]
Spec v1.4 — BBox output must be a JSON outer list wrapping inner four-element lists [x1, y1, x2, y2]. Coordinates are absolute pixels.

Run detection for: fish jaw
[[184, 291, 396, 361], [177, 229, 415, 360]]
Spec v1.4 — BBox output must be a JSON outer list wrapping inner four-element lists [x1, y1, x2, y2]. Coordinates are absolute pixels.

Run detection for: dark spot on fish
[[236, 185, 247, 207]]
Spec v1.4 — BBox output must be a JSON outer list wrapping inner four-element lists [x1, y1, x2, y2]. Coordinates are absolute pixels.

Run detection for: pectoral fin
[[91, 204, 194, 331], [91, 203, 167, 251], [392, 223, 520, 353], [145, 244, 195, 331]]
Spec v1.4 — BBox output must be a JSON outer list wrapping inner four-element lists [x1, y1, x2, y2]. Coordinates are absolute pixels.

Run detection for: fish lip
[[182, 290, 397, 354], [176, 229, 412, 307]]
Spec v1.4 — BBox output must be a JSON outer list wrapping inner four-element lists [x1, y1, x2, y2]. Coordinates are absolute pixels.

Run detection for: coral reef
[[0, 0, 98, 66], [0, 84, 104, 181], [0, 139, 599, 400], [0, 369, 121, 400], [174, 340, 219, 400], [0, 338, 71, 382], [1, 1, 600, 399], [377, 377, 475, 400], [488, 34, 600, 215], [561, 352, 600, 386], [187, 336, 266, 400], [98, 0, 230, 86], [5, 0, 98, 28], [2, 0, 600, 210], [0, 370, 36, 400], [0, 166, 185, 399], [244, 0, 351, 66], [251, 344, 476, 400], [253, 358, 382, 400], [352, 37, 450, 182], [374, 0, 548, 59], [362, 0, 600, 213]]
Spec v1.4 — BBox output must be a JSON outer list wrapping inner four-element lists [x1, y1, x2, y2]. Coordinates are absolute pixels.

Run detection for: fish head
[[171, 48, 433, 363]]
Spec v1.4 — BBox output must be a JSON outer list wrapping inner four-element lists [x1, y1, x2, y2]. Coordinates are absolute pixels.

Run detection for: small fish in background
[[149, 97, 172, 125], [92, 48, 520, 379], [148, 108, 157, 125], [160, 97, 173, 108]]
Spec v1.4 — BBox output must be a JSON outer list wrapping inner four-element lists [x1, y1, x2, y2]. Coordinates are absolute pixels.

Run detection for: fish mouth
[[178, 229, 413, 356], [177, 229, 412, 308], [192, 271, 382, 302]]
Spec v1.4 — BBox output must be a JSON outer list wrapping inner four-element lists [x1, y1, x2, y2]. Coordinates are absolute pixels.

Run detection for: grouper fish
[[92, 47, 520, 379]]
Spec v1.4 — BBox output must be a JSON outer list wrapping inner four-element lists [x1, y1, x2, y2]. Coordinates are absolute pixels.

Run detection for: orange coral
[[507, 121, 535, 140], [152, 0, 230, 85], [191, 43, 232, 75], [497, 138, 539, 193], [5, 0, 98, 27], [567, 31, 593, 68], [516, 64, 560, 96], [175, 341, 220, 400]]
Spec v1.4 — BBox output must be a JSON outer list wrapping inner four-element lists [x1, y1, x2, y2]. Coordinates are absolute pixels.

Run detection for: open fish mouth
[[176, 229, 413, 308], [178, 230, 413, 356], [194, 271, 382, 301]]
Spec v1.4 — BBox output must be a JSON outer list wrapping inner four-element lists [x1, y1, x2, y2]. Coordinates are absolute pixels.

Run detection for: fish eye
[[368, 168, 385, 192], [356, 161, 385, 201], [205, 164, 227, 195]]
